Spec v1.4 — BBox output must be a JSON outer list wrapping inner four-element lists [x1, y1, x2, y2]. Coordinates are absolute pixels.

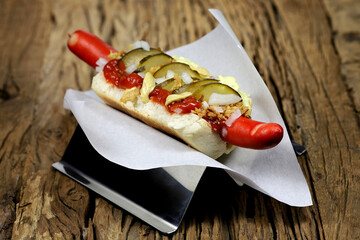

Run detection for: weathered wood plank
[[12, 171, 91, 239], [0, 0, 52, 238], [0, 0, 96, 239], [0, 0, 359, 239], [323, 0, 360, 114]]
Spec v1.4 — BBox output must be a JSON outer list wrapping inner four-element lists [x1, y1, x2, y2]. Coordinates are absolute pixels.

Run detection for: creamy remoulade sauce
[[103, 59, 203, 113]]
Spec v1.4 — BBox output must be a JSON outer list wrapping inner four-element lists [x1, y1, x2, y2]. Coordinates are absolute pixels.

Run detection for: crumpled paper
[[63, 9, 312, 207]]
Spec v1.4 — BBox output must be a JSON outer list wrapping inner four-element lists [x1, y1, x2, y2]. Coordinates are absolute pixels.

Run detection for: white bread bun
[[91, 72, 235, 159]]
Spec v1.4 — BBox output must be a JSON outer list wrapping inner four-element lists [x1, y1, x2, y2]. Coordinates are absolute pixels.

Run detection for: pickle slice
[[193, 83, 242, 103], [121, 48, 162, 68], [172, 78, 219, 94], [157, 78, 185, 92], [157, 78, 176, 91], [137, 53, 173, 73], [153, 62, 201, 80]]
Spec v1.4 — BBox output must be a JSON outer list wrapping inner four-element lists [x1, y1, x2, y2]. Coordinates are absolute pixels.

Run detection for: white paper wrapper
[[63, 9, 312, 207]]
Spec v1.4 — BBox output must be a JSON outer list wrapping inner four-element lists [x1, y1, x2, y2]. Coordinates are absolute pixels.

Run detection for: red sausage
[[67, 30, 117, 68], [221, 117, 283, 149]]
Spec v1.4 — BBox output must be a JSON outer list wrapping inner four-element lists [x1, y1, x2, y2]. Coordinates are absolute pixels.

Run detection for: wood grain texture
[[0, 0, 359, 239]]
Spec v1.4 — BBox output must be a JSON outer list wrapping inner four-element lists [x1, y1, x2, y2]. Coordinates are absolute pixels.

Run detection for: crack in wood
[[0, 62, 20, 102]]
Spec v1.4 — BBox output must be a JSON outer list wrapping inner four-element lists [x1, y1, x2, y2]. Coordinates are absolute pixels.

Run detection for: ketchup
[[103, 59, 143, 89], [204, 117, 226, 134], [167, 96, 202, 114], [149, 87, 171, 105], [149, 87, 201, 114]]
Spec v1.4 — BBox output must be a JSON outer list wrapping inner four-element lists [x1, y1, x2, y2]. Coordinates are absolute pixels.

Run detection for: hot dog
[[67, 30, 283, 158]]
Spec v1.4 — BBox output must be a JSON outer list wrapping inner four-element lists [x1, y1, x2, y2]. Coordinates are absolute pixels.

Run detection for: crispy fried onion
[[192, 101, 251, 124]]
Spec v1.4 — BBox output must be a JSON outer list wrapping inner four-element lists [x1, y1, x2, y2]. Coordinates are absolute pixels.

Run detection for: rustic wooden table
[[1, 0, 359, 239]]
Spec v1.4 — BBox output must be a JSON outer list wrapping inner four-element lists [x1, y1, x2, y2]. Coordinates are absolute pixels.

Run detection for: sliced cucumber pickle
[[153, 62, 201, 80], [137, 53, 173, 73], [121, 48, 162, 68], [193, 83, 242, 103], [172, 78, 219, 94], [157, 78, 176, 91]]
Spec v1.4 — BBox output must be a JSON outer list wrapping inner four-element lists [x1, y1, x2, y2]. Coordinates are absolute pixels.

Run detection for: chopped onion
[[137, 72, 145, 78], [208, 93, 241, 105], [96, 57, 108, 66], [125, 64, 138, 74], [202, 101, 209, 109], [181, 72, 192, 84], [213, 106, 224, 113], [225, 109, 242, 127], [95, 66, 102, 73], [155, 77, 166, 84], [221, 127, 228, 138], [95, 57, 108, 72], [166, 70, 175, 79], [132, 40, 150, 51], [173, 108, 182, 114]]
